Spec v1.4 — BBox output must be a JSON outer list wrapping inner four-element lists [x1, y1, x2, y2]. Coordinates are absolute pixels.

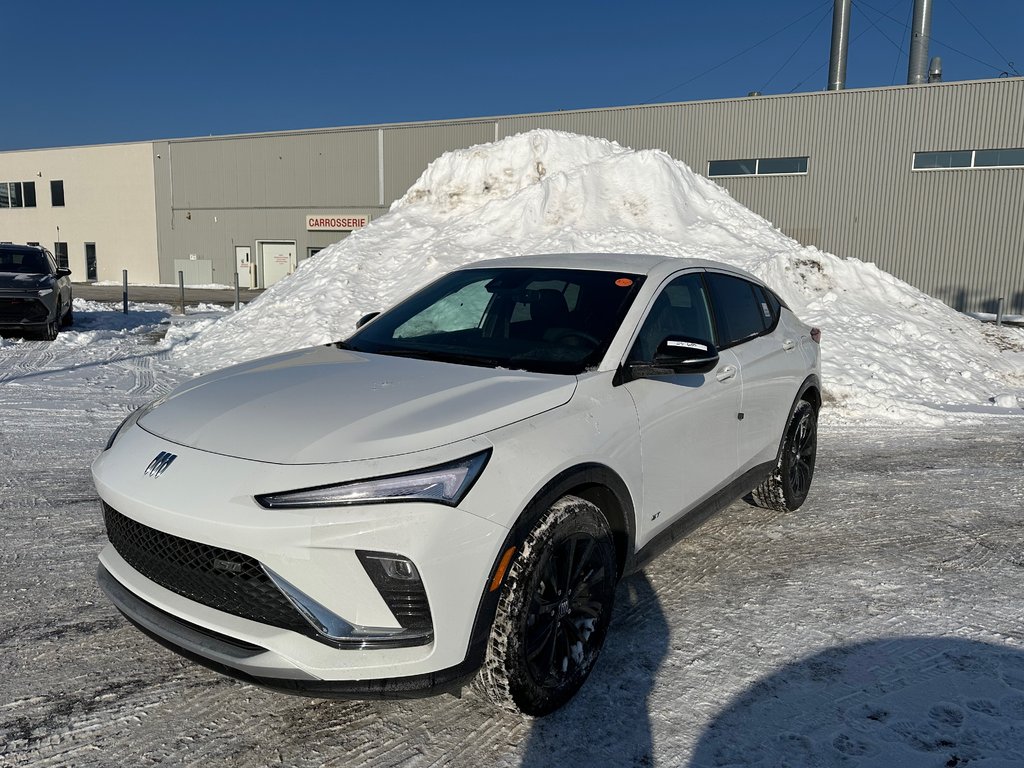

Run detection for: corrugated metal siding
[[382, 122, 495, 202], [152, 79, 1023, 313], [169, 130, 379, 209]]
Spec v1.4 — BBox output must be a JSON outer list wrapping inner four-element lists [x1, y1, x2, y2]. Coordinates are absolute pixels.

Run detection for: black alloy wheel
[[786, 403, 817, 502], [751, 399, 818, 512], [478, 496, 618, 716]]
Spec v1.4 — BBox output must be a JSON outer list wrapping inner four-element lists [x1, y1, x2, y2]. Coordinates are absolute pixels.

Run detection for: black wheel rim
[[787, 411, 817, 498], [523, 534, 611, 688]]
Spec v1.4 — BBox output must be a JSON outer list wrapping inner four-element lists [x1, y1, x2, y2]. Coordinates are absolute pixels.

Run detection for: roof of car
[[0, 242, 45, 252], [459, 252, 758, 281]]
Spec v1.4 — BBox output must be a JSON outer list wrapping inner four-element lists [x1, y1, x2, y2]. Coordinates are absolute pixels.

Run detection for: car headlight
[[255, 450, 491, 509], [103, 395, 168, 451]]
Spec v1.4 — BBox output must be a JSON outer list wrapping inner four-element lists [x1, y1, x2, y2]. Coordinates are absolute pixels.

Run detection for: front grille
[[0, 297, 48, 323], [102, 503, 311, 636]]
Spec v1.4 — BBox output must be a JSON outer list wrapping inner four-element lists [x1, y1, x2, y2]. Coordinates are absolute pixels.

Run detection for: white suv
[[93, 253, 820, 716]]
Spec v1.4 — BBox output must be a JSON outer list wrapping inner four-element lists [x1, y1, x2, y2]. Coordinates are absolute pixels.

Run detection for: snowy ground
[[3, 131, 1023, 765], [2, 302, 1023, 768]]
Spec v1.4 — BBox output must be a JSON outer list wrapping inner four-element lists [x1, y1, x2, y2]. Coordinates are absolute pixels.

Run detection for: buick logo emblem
[[144, 451, 177, 478]]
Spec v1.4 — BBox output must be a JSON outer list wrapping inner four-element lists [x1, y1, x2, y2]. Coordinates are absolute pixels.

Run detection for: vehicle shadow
[[518, 572, 670, 766], [688, 637, 1024, 767]]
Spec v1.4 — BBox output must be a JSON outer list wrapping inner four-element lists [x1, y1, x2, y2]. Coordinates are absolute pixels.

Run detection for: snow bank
[[174, 130, 1023, 421]]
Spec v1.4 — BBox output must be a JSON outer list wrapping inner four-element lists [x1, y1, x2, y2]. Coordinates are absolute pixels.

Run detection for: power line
[[760, 5, 834, 92], [855, 0, 1008, 74], [947, 0, 1021, 76], [889, 0, 914, 85], [642, 0, 833, 104], [787, 0, 905, 92], [855, 0, 910, 57]]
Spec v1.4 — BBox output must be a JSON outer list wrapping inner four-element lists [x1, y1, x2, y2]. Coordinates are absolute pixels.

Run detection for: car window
[[750, 283, 779, 330], [705, 272, 768, 347], [395, 281, 490, 338], [0, 249, 48, 274], [348, 267, 645, 375], [628, 273, 715, 362]]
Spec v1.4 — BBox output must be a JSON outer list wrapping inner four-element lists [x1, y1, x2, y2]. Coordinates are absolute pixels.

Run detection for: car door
[[622, 272, 742, 548], [704, 272, 804, 471]]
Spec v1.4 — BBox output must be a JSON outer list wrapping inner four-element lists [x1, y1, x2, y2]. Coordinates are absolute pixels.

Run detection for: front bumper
[[0, 294, 56, 329], [93, 426, 508, 684]]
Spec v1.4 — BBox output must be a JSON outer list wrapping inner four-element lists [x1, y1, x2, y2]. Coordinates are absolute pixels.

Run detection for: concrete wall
[[0, 143, 159, 283]]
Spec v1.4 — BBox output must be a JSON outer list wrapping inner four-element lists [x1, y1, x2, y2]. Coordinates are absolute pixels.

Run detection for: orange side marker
[[489, 546, 517, 592]]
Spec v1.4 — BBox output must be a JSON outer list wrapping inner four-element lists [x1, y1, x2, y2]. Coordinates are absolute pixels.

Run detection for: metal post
[[996, 297, 1004, 326], [178, 270, 185, 315], [827, 0, 852, 91], [122, 269, 129, 314], [907, 0, 933, 85], [234, 272, 240, 311]]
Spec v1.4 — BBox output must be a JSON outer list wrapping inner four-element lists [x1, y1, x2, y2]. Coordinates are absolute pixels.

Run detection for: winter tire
[[751, 399, 817, 511], [478, 495, 618, 716], [61, 302, 73, 327]]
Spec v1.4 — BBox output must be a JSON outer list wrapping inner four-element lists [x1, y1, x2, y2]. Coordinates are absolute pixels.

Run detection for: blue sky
[[3, 0, 1021, 150]]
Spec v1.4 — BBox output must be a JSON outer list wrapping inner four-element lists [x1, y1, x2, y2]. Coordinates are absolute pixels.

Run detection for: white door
[[622, 272, 741, 547], [235, 246, 252, 289], [258, 242, 296, 288]]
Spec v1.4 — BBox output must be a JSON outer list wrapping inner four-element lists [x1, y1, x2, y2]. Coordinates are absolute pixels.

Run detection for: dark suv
[[0, 243, 73, 340]]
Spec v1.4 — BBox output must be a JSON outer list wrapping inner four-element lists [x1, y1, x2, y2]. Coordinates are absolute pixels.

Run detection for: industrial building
[[1, 77, 1021, 313]]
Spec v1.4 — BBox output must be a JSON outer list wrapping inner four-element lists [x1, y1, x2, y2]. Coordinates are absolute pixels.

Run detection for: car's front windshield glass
[[0, 250, 48, 274], [346, 267, 646, 374]]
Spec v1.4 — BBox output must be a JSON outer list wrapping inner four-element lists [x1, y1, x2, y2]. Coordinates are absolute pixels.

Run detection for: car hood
[[0, 272, 51, 292], [139, 345, 577, 464]]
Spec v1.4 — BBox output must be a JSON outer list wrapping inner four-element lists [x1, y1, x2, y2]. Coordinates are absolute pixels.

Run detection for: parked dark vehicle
[[0, 243, 73, 340]]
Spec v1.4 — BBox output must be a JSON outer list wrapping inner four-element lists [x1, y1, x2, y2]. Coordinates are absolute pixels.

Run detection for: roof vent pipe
[[907, 0, 933, 84], [827, 0, 852, 91], [928, 56, 943, 83]]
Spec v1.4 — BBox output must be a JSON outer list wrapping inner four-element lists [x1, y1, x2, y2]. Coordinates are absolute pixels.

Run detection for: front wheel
[[477, 496, 618, 716], [751, 399, 818, 511]]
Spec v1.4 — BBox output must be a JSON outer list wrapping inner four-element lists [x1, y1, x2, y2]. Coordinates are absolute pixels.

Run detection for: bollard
[[122, 269, 129, 314], [234, 272, 240, 311], [996, 297, 1004, 327], [178, 271, 185, 315]]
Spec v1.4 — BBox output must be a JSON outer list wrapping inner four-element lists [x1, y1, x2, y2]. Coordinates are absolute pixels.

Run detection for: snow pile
[[175, 130, 1023, 420]]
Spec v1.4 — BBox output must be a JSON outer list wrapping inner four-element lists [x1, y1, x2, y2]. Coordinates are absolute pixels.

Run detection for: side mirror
[[619, 336, 719, 383], [652, 336, 719, 373], [56, 268, 72, 278], [355, 311, 380, 329]]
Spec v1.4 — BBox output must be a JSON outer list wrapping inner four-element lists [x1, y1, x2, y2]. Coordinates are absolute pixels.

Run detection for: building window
[[54, 242, 69, 270], [0, 181, 37, 208], [50, 179, 65, 206], [913, 148, 1024, 170], [708, 156, 808, 177]]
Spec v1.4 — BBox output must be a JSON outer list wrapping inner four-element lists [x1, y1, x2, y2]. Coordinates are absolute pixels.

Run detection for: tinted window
[[23, 181, 36, 207], [974, 148, 1024, 167], [50, 180, 65, 206], [758, 156, 808, 174], [348, 267, 645, 375], [628, 273, 715, 362], [708, 159, 756, 177], [705, 273, 766, 347], [913, 151, 972, 169]]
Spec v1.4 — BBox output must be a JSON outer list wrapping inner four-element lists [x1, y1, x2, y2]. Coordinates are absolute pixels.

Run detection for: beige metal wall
[[495, 79, 1024, 313], [0, 143, 159, 282], [152, 78, 1022, 311]]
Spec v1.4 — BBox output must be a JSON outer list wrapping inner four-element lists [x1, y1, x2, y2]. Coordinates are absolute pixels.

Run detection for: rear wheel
[[751, 399, 817, 511], [478, 496, 618, 716]]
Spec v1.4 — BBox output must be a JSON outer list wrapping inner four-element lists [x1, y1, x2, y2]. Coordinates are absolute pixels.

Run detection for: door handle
[[782, 339, 796, 351], [716, 365, 737, 382]]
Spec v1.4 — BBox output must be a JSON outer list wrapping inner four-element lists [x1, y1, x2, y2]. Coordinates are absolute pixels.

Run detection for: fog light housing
[[357, 550, 432, 634]]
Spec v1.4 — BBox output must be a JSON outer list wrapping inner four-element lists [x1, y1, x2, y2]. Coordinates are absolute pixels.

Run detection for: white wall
[[0, 142, 160, 283]]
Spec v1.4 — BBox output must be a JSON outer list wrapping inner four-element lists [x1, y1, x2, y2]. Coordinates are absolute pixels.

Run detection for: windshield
[[346, 267, 646, 374], [0, 249, 49, 274]]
